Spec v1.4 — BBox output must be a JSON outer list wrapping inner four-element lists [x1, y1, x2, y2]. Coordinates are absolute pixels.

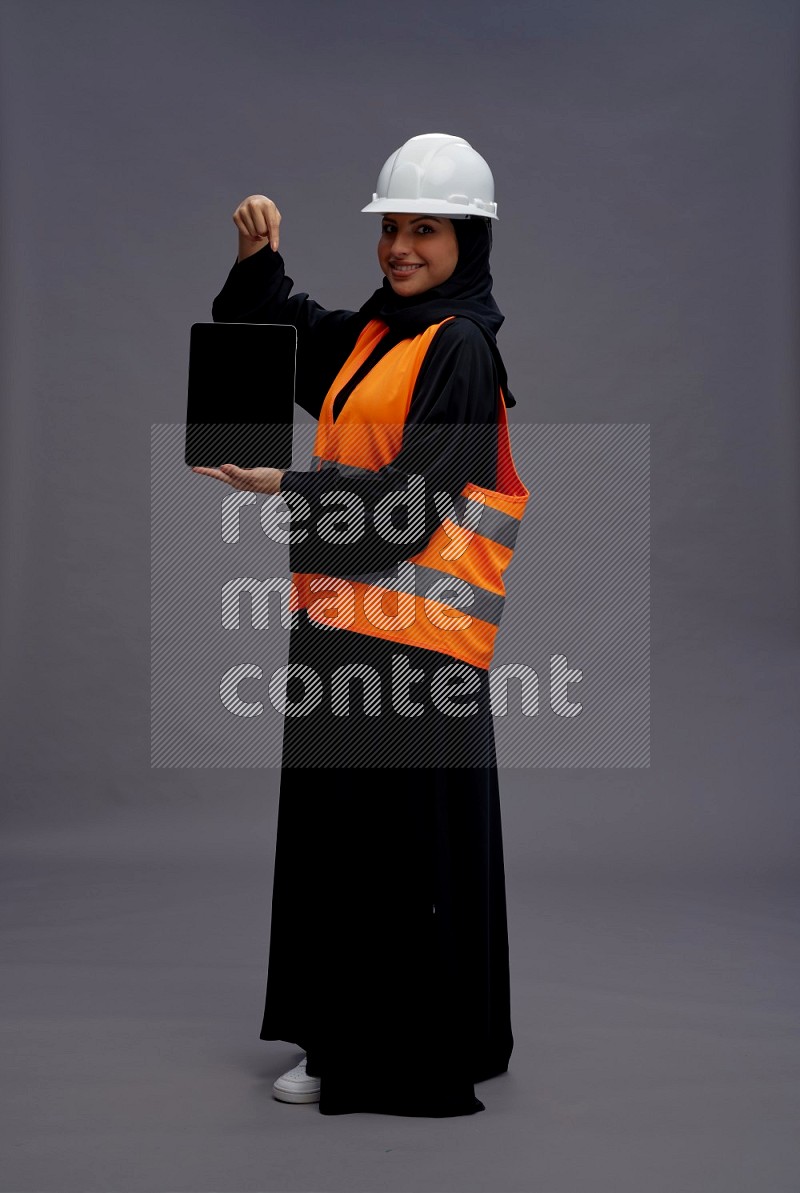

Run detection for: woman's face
[[377, 213, 459, 295]]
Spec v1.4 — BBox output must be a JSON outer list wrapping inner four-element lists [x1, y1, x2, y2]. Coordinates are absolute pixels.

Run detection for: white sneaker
[[272, 1054, 321, 1104]]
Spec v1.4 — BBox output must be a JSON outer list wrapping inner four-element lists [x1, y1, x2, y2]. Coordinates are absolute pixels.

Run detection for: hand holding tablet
[[190, 462, 285, 494]]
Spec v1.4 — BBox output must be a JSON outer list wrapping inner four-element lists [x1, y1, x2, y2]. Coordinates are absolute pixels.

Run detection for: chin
[[389, 279, 429, 297]]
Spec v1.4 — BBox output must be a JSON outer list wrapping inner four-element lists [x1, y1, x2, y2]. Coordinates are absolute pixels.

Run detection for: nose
[[387, 227, 414, 256]]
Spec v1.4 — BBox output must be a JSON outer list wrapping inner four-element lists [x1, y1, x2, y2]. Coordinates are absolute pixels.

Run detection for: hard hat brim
[[361, 197, 498, 219]]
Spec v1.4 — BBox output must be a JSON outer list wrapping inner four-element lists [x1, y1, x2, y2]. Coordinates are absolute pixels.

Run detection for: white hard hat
[[361, 132, 498, 220]]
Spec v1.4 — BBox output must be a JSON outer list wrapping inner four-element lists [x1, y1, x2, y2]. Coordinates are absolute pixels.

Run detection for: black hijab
[[357, 216, 516, 407]]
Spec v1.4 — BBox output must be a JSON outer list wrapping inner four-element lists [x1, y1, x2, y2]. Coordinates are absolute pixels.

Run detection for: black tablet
[[185, 322, 297, 469]]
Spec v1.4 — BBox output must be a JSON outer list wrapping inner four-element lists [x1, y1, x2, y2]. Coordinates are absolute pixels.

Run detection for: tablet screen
[[185, 322, 297, 469]]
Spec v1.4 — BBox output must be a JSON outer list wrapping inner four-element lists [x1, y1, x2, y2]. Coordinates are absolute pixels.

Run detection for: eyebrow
[[382, 215, 443, 224]]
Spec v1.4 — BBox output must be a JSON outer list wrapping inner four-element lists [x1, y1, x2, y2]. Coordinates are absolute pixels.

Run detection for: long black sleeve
[[211, 245, 367, 419], [282, 317, 501, 577]]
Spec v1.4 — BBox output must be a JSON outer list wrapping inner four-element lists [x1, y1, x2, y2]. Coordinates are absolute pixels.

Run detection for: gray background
[[1, 1, 798, 1190]]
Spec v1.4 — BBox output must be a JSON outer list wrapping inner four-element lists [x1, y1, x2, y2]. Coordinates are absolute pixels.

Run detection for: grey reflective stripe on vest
[[307, 457, 520, 552], [414, 564, 505, 626], [324, 561, 505, 627], [450, 494, 521, 550]]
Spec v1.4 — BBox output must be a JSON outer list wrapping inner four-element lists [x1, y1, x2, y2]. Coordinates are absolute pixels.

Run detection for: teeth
[[393, 265, 421, 271]]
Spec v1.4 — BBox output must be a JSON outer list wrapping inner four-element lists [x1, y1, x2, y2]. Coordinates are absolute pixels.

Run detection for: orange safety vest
[[290, 316, 529, 670]]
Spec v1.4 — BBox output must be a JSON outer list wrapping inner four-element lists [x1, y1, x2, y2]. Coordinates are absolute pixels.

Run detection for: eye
[[416, 224, 435, 234], [381, 222, 396, 234]]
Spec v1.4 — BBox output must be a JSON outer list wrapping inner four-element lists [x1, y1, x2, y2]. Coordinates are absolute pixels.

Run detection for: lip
[[390, 263, 423, 276]]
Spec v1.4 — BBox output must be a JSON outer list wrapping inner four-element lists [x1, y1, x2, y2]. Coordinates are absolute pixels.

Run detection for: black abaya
[[262, 616, 513, 1117], [212, 244, 515, 1116]]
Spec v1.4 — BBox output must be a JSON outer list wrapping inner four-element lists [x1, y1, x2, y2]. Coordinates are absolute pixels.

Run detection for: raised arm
[[211, 194, 368, 418]]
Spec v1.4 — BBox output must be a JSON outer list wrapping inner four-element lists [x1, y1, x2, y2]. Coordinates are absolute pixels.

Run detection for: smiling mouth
[[390, 263, 423, 274]]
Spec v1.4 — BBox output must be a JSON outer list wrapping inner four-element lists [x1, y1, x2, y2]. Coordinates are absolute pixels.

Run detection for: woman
[[196, 133, 528, 1117]]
